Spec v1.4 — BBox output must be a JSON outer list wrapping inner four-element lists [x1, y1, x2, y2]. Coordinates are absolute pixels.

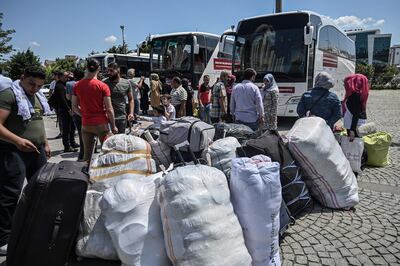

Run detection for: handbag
[[340, 136, 364, 173]]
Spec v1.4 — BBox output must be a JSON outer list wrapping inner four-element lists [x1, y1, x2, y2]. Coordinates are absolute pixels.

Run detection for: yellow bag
[[362, 132, 392, 167]]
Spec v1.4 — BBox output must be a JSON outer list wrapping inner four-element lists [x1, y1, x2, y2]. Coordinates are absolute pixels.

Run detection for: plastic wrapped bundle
[[90, 134, 155, 181], [76, 135, 156, 260], [75, 184, 118, 260], [157, 165, 252, 266], [230, 155, 282, 266], [202, 137, 241, 179], [100, 172, 170, 266], [287, 117, 359, 209]]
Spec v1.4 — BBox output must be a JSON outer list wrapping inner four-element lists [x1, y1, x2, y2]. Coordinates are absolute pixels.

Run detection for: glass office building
[[346, 29, 391, 68]]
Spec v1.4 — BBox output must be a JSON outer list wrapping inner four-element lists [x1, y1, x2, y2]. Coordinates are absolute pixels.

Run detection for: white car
[[40, 84, 51, 98]]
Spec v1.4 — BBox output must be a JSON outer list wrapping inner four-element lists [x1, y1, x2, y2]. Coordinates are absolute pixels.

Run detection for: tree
[[88, 50, 100, 56], [0, 13, 16, 62], [7, 49, 41, 80], [44, 58, 83, 83], [375, 65, 400, 85], [139, 44, 151, 54], [53, 58, 76, 72], [44, 64, 58, 84], [356, 63, 375, 81], [104, 44, 133, 54]]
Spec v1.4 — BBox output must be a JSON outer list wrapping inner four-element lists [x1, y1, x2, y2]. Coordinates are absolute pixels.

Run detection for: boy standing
[[161, 94, 176, 120]]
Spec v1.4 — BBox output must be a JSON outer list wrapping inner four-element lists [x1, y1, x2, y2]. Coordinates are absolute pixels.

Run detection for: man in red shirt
[[72, 59, 118, 162]]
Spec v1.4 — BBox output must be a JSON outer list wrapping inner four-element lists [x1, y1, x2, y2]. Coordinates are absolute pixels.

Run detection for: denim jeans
[[72, 115, 84, 160], [0, 143, 47, 246], [59, 110, 76, 149], [134, 99, 140, 115], [200, 104, 211, 124]]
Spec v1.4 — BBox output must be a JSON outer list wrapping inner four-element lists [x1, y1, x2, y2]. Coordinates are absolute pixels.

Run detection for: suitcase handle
[[48, 210, 63, 250]]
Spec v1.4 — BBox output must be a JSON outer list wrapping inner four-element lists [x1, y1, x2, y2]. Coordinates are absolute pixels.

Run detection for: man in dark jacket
[[297, 72, 342, 129], [53, 71, 78, 152]]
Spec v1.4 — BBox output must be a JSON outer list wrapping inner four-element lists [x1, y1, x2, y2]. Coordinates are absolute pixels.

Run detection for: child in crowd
[[136, 105, 167, 127], [161, 94, 176, 120]]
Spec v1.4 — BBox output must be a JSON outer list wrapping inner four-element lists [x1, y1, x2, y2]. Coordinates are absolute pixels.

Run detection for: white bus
[[87, 52, 151, 78], [220, 11, 356, 117], [149, 32, 234, 89]]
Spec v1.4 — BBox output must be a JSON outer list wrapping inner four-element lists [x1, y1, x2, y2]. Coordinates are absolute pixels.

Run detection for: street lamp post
[[120, 25, 126, 54], [275, 0, 282, 13]]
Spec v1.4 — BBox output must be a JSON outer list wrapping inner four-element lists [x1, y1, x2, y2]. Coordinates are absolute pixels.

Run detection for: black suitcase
[[7, 160, 89, 266]]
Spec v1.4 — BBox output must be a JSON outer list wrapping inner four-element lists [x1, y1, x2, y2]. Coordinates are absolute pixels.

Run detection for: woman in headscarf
[[297, 71, 342, 129], [262, 73, 279, 131], [225, 74, 236, 122], [150, 73, 162, 108], [343, 74, 369, 141]]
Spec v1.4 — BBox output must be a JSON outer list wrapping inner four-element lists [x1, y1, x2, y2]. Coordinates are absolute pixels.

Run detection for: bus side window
[[205, 36, 218, 61], [318, 27, 329, 52]]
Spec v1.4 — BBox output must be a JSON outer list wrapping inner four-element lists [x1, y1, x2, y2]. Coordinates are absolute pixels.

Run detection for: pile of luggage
[[6, 116, 391, 266]]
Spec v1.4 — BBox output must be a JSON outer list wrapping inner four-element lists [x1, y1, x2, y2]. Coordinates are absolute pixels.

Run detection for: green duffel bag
[[362, 132, 392, 167]]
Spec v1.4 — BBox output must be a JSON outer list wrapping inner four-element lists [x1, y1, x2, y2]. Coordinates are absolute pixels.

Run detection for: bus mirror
[[304, 24, 314, 46], [219, 37, 225, 53], [194, 44, 200, 54], [193, 35, 200, 54]]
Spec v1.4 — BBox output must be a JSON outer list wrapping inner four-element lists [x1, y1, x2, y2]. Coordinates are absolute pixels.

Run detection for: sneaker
[[64, 147, 78, 153], [0, 244, 7, 256]]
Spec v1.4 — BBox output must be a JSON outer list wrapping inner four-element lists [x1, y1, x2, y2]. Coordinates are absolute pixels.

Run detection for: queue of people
[[0, 61, 371, 256]]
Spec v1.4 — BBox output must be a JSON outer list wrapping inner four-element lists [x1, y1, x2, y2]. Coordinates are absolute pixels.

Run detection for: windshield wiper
[[271, 72, 297, 82]]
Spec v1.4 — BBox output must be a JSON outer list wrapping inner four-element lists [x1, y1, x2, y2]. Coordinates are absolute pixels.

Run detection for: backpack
[[159, 117, 215, 153]]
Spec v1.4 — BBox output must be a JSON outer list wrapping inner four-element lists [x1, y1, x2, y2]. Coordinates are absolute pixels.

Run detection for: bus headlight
[[286, 96, 301, 105]]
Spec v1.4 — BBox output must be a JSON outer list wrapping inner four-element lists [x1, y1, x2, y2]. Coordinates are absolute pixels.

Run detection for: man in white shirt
[[48, 71, 60, 97], [170, 77, 187, 118]]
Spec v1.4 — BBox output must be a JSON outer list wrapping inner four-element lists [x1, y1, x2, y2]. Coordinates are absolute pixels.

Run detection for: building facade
[[346, 29, 392, 69], [389, 45, 400, 67]]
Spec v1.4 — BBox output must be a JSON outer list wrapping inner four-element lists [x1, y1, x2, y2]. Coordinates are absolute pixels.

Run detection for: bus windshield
[[151, 35, 193, 72], [234, 13, 309, 82]]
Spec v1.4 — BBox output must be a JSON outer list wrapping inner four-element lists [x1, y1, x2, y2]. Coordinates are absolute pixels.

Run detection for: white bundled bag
[[76, 185, 118, 260], [202, 137, 241, 179], [157, 165, 252, 266], [90, 134, 155, 181], [230, 155, 281, 266], [287, 117, 358, 209], [100, 172, 170, 266], [340, 137, 364, 173], [76, 135, 156, 260]]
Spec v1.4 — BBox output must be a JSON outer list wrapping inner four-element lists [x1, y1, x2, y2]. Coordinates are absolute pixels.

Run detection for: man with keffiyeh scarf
[[0, 66, 51, 255]]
